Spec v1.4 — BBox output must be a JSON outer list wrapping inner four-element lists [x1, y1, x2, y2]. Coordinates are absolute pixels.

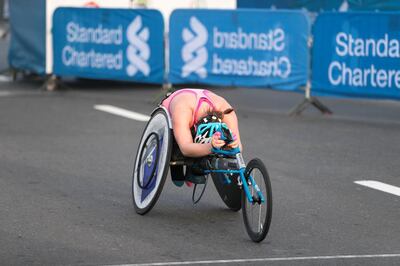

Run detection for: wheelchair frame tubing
[[241, 170, 265, 203], [204, 167, 265, 203]]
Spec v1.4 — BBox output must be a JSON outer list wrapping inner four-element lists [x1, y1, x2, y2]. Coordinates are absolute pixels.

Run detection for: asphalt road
[[0, 79, 399, 266]]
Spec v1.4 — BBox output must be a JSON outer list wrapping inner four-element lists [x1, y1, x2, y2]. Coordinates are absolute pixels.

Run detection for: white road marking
[[0, 91, 11, 97], [0, 75, 12, 82], [94, 105, 150, 122], [355, 180, 400, 197], [105, 254, 400, 265]]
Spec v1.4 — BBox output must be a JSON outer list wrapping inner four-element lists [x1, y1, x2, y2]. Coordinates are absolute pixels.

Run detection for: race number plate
[[236, 153, 246, 169]]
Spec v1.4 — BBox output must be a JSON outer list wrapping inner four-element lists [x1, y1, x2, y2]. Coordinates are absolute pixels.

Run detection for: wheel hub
[[146, 154, 153, 167]]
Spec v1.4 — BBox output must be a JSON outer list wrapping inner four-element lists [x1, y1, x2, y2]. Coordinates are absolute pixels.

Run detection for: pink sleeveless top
[[161, 89, 216, 127]]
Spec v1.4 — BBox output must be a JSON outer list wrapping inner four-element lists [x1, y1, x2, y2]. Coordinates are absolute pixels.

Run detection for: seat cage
[[151, 106, 172, 129], [151, 106, 189, 166]]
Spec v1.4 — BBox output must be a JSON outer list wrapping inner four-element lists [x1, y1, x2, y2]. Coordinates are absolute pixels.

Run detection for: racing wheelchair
[[132, 106, 272, 242]]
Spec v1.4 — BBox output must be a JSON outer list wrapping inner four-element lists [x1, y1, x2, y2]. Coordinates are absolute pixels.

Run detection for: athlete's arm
[[172, 105, 215, 157], [220, 101, 243, 151]]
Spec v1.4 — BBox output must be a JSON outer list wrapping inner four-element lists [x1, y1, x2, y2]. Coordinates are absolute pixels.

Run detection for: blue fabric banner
[[53, 8, 164, 84], [237, 0, 343, 12], [169, 9, 310, 90], [8, 0, 46, 74], [312, 12, 400, 100], [348, 0, 400, 11]]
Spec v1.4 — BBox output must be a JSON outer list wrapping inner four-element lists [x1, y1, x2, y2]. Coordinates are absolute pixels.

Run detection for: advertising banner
[[53, 7, 164, 83], [312, 12, 400, 99], [46, 0, 133, 74], [169, 9, 310, 90]]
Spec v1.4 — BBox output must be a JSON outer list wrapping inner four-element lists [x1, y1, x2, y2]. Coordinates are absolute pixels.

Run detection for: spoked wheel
[[242, 158, 272, 242], [132, 108, 172, 215]]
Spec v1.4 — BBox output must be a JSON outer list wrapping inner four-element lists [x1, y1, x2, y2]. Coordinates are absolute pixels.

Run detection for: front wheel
[[242, 158, 272, 242]]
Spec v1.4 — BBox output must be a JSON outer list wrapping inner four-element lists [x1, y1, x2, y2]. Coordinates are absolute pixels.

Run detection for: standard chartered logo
[[126, 16, 151, 77], [328, 32, 400, 89], [181, 17, 208, 78], [178, 18, 291, 80], [61, 17, 151, 77], [211, 27, 290, 78]]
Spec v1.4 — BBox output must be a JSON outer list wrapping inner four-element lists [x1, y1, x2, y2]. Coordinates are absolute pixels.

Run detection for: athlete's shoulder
[[205, 90, 230, 104]]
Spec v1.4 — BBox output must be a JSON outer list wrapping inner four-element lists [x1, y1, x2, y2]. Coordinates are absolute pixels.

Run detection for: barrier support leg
[[152, 82, 172, 105], [12, 69, 17, 81], [289, 83, 332, 116], [39, 75, 70, 91], [162, 82, 172, 91]]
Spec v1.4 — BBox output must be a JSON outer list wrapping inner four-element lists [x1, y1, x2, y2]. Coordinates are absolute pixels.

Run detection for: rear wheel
[[132, 108, 172, 215], [242, 158, 272, 242]]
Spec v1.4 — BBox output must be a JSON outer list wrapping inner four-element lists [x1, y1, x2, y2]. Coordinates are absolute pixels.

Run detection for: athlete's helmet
[[194, 113, 231, 144]]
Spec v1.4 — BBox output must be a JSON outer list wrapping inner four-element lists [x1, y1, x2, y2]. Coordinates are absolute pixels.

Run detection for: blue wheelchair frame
[[205, 147, 265, 204]]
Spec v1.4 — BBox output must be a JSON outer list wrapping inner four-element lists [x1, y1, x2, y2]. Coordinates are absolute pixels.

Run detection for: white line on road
[[355, 180, 400, 197], [94, 105, 150, 122], [105, 254, 400, 266], [0, 91, 11, 97]]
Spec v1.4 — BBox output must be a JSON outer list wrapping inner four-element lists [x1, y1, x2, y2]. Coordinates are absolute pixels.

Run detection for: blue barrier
[[348, 0, 400, 11], [237, 0, 400, 12], [312, 12, 400, 100], [53, 8, 164, 84], [169, 9, 310, 91], [237, 0, 343, 11], [8, 0, 46, 74]]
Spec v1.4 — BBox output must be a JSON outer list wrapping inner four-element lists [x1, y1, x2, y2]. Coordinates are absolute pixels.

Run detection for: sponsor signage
[[312, 12, 400, 99], [169, 9, 310, 90], [53, 8, 164, 83], [46, 0, 133, 74]]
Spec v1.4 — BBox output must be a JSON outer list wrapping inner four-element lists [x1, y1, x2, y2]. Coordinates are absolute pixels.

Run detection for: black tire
[[132, 108, 172, 215], [242, 158, 272, 242], [211, 172, 241, 212]]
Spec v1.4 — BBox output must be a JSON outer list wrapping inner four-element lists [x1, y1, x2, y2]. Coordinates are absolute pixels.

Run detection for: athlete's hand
[[227, 132, 239, 149], [211, 132, 225, 149]]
